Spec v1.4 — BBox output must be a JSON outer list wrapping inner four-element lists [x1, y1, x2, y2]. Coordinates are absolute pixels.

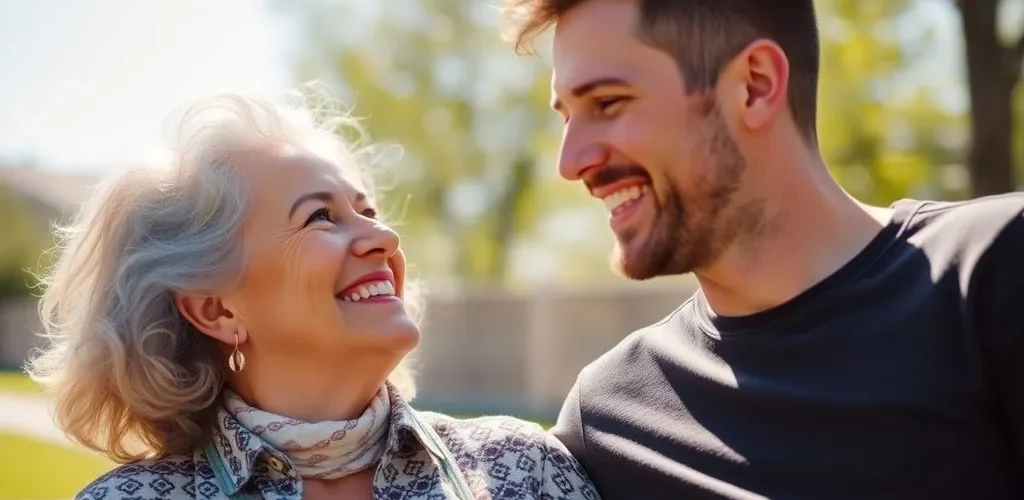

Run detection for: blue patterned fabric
[[76, 388, 600, 499]]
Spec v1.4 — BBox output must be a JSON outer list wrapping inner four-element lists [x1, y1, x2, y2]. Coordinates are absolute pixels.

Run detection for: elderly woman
[[27, 92, 599, 500]]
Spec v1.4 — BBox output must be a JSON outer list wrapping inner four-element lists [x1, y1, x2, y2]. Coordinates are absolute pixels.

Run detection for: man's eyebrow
[[551, 76, 632, 112]]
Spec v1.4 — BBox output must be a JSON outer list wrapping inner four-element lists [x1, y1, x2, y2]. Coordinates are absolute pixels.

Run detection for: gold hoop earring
[[228, 330, 246, 373]]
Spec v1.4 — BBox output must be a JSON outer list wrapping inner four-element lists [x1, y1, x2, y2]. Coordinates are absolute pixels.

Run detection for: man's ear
[[175, 293, 244, 346], [720, 38, 789, 132]]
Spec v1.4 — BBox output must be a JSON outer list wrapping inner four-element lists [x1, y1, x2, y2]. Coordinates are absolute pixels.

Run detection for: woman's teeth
[[340, 281, 396, 302]]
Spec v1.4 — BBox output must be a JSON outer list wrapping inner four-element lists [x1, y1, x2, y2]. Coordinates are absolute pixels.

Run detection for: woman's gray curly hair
[[26, 88, 421, 463]]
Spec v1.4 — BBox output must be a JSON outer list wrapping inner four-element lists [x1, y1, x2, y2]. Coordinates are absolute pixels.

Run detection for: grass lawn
[[0, 432, 113, 500], [0, 371, 43, 395]]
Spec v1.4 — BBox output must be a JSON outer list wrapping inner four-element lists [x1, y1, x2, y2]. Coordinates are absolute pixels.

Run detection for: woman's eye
[[361, 207, 379, 219], [304, 207, 333, 226]]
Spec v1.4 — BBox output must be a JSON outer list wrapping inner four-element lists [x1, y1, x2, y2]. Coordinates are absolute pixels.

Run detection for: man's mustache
[[584, 164, 650, 192]]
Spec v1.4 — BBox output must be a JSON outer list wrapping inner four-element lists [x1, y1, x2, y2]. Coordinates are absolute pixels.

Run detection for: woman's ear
[[174, 293, 243, 346]]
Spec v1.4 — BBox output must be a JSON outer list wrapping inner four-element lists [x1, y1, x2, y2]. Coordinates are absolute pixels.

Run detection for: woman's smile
[[337, 269, 400, 303]]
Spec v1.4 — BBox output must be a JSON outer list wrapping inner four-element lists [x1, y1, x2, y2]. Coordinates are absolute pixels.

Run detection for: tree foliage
[[276, 0, 1015, 284], [281, 0, 567, 284], [817, 0, 968, 204], [0, 186, 50, 298]]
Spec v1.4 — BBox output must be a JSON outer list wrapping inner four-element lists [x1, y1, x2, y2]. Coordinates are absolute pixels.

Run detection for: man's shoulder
[[553, 297, 699, 465], [898, 193, 1024, 242], [576, 297, 695, 386], [893, 193, 1024, 276], [76, 455, 198, 500]]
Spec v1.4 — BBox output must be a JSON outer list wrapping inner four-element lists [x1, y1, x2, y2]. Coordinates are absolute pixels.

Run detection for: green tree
[[0, 187, 50, 298], [278, 0, 973, 284], [281, 0, 562, 284], [817, 0, 966, 203]]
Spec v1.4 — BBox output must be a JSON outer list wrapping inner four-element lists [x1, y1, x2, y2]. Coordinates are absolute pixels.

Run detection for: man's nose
[[558, 124, 609, 181]]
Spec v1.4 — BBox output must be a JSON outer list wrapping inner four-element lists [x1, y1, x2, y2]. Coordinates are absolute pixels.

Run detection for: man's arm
[[551, 376, 590, 472], [971, 210, 1024, 468]]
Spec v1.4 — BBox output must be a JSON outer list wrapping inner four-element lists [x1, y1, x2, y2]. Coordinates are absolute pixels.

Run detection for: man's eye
[[361, 207, 379, 219], [595, 97, 626, 114], [305, 207, 333, 226]]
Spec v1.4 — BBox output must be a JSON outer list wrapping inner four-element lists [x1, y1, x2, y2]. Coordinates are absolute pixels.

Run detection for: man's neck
[[695, 161, 892, 318]]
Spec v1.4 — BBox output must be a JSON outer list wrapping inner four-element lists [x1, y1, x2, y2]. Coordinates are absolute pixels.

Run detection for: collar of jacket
[[204, 382, 447, 496]]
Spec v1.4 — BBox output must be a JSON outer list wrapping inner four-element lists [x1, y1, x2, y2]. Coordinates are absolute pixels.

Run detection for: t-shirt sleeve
[[971, 210, 1024, 470], [551, 375, 590, 470]]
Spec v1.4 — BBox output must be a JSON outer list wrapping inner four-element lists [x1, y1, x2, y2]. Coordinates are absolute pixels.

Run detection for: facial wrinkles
[[244, 175, 323, 309], [389, 254, 404, 298], [283, 227, 317, 294], [235, 225, 287, 331], [234, 211, 283, 296]]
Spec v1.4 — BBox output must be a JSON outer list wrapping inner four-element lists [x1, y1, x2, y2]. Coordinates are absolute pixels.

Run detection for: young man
[[501, 0, 1024, 498]]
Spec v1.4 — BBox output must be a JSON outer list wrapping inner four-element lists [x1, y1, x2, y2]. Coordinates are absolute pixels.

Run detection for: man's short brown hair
[[501, 0, 821, 141]]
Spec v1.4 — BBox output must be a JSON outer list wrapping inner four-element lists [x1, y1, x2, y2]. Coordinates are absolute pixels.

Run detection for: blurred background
[[0, 0, 1022, 497]]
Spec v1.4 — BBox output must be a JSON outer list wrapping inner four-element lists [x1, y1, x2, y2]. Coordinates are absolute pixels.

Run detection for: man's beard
[[612, 107, 747, 280]]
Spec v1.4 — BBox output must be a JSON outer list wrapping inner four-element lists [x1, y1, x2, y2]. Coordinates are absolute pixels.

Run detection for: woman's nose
[[350, 219, 400, 259]]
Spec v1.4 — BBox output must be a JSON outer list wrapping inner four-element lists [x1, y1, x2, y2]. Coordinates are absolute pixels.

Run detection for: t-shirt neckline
[[693, 199, 924, 336]]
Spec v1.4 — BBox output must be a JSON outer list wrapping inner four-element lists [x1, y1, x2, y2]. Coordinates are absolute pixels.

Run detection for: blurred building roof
[[0, 164, 99, 214]]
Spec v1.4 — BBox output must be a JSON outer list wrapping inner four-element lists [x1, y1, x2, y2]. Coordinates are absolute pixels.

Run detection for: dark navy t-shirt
[[554, 193, 1024, 499]]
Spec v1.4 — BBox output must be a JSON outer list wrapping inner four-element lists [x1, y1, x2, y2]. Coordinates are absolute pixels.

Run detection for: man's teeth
[[341, 281, 396, 302], [602, 185, 649, 212]]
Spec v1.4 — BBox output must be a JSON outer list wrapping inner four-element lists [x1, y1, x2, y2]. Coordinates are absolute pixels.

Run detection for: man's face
[[551, 0, 749, 280]]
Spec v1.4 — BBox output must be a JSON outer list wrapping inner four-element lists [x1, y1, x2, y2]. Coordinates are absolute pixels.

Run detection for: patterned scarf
[[223, 386, 391, 479]]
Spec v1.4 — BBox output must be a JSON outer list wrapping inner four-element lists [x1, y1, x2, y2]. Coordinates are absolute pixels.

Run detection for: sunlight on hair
[[26, 82, 422, 462]]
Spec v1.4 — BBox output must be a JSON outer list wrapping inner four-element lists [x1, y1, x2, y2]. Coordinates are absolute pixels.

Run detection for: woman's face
[[220, 145, 419, 371]]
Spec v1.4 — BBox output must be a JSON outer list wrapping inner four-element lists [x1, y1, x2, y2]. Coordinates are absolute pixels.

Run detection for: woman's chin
[[327, 296, 419, 348], [343, 317, 420, 347], [376, 318, 421, 351]]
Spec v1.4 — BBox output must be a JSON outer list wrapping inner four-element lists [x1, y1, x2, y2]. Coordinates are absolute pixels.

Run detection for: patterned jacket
[[76, 389, 599, 500]]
